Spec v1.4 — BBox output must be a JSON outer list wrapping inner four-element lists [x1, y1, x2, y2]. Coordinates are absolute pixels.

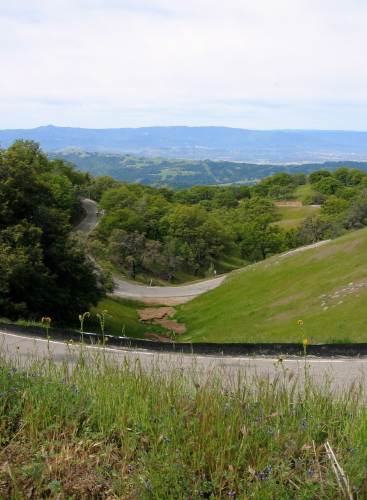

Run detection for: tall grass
[[0, 346, 366, 498]]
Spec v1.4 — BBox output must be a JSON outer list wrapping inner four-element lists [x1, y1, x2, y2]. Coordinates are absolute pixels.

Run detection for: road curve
[[75, 198, 331, 304], [76, 198, 227, 304]]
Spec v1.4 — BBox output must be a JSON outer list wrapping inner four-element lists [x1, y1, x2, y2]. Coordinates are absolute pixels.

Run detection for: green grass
[[294, 183, 314, 200], [273, 184, 321, 229], [176, 227, 367, 343], [275, 205, 321, 228], [84, 297, 173, 339], [1, 347, 366, 498]]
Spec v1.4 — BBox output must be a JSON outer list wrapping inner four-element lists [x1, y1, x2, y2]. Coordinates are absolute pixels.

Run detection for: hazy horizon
[[2, 124, 367, 133]]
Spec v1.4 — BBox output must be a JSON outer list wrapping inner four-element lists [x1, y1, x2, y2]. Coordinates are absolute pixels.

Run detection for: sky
[[1, 0, 367, 131]]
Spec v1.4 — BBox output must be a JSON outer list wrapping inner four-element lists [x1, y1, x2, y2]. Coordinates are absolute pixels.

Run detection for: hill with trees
[[48, 150, 367, 189], [85, 166, 367, 286]]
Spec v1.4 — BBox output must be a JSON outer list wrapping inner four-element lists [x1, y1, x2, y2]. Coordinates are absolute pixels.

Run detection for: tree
[[0, 140, 113, 323], [314, 177, 344, 196], [108, 230, 164, 279], [346, 169, 367, 186], [292, 173, 307, 185], [238, 197, 279, 221], [269, 172, 295, 186], [212, 188, 238, 208], [321, 197, 350, 217], [342, 197, 367, 229], [160, 205, 233, 274], [308, 170, 332, 185], [295, 215, 333, 244], [268, 184, 296, 202], [0, 222, 48, 318], [237, 215, 286, 260], [98, 209, 145, 237], [332, 167, 350, 184], [88, 175, 122, 202]]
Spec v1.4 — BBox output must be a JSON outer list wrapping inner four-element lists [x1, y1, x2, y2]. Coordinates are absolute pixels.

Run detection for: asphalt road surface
[[1, 331, 366, 388]]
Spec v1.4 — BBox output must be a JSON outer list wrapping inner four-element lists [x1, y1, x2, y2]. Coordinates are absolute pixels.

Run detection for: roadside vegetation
[[1, 346, 366, 499]]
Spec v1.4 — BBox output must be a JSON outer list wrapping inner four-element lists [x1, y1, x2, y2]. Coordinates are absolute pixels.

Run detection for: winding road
[[74, 198, 227, 304], [75, 198, 330, 305]]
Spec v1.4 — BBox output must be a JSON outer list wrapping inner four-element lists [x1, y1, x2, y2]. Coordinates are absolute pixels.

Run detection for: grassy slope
[[274, 184, 320, 229], [275, 205, 320, 229], [176, 227, 367, 343], [87, 297, 172, 339]]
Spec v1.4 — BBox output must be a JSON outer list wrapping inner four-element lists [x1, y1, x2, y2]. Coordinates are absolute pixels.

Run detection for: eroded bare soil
[[137, 307, 186, 341]]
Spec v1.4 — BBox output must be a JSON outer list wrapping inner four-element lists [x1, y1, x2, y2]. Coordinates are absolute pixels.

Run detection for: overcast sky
[[1, 0, 367, 130]]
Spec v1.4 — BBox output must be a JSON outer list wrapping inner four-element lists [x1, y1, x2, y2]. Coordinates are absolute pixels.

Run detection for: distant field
[[295, 183, 314, 199], [274, 184, 320, 228], [175, 228, 367, 344], [275, 205, 320, 228]]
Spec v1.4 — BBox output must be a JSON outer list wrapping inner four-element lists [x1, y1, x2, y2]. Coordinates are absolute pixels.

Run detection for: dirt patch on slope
[[137, 307, 186, 336]]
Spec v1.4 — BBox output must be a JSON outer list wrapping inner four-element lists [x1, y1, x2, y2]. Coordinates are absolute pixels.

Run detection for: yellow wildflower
[[303, 339, 308, 346], [297, 320, 303, 325]]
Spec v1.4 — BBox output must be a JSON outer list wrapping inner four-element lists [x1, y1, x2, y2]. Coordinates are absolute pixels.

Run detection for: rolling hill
[[48, 150, 367, 188], [176, 228, 367, 344]]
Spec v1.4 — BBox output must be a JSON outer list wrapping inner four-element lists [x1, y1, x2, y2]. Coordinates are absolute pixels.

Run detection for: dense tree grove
[[0, 140, 114, 323], [86, 165, 367, 283]]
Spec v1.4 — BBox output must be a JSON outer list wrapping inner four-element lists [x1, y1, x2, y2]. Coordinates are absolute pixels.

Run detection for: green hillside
[[176, 227, 367, 344], [48, 150, 367, 189]]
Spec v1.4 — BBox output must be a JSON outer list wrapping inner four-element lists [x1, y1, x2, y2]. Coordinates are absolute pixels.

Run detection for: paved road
[[73, 198, 104, 235], [76, 198, 227, 304], [1, 331, 366, 388], [112, 275, 226, 303]]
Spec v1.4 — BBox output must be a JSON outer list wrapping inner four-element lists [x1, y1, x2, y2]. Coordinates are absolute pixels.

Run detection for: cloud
[[1, 0, 367, 129]]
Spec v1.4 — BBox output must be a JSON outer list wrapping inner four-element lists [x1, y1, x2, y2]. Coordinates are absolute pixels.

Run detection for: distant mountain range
[[1, 125, 367, 163]]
